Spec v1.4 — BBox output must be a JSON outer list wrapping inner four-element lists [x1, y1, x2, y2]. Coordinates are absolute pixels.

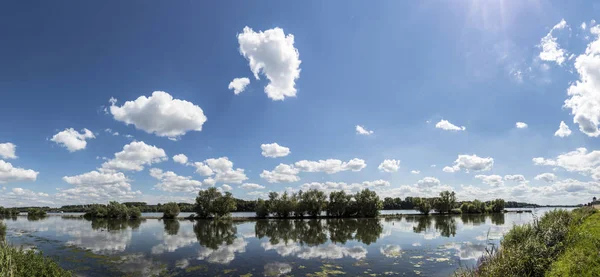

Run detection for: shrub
[[107, 201, 129, 218], [127, 206, 141, 218], [255, 199, 269, 218], [27, 208, 46, 218], [162, 202, 180, 219], [0, 243, 72, 277], [455, 207, 597, 277], [450, 208, 462, 214], [194, 187, 237, 218], [0, 221, 5, 241]]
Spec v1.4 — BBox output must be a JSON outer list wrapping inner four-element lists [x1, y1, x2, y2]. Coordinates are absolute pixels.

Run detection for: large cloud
[[0, 160, 38, 184], [0, 143, 17, 159], [475, 175, 504, 187], [109, 91, 207, 139], [149, 168, 204, 193], [539, 19, 568, 65], [260, 164, 300, 183], [564, 26, 600, 136], [237, 27, 301, 100], [533, 148, 600, 180], [261, 143, 291, 158], [378, 159, 400, 172], [50, 128, 95, 152], [444, 154, 494, 173], [294, 158, 366, 174], [188, 157, 248, 184], [534, 173, 558, 183], [60, 170, 141, 202], [101, 141, 167, 172]]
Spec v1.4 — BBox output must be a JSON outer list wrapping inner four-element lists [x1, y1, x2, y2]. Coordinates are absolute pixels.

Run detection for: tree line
[[409, 191, 506, 215], [84, 201, 141, 219]]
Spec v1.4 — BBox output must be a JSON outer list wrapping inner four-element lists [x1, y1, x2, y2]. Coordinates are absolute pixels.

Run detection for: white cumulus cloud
[[150, 168, 203, 193], [51, 128, 95, 152], [261, 143, 291, 158], [228, 77, 251, 94], [515, 122, 528, 129], [534, 173, 558, 183], [356, 125, 373, 135], [260, 164, 300, 183], [0, 160, 38, 184], [0, 143, 17, 159], [378, 159, 400, 172], [109, 91, 207, 139], [190, 157, 248, 184], [435, 120, 466, 131], [554, 121, 572, 137], [101, 141, 168, 172], [475, 175, 504, 187], [533, 147, 600, 180], [539, 19, 568, 65], [60, 170, 140, 202], [445, 154, 494, 173], [237, 26, 301, 101], [294, 158, 366, 174], [173, 154, 188, 165], [240, 183, 265, 190], [221, 184, 232, 191], [411, 170, 420, 174]]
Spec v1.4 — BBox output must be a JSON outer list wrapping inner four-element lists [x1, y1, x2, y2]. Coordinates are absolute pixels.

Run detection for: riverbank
[[454, 207, 599, 277], [33, 209, 531, 221]]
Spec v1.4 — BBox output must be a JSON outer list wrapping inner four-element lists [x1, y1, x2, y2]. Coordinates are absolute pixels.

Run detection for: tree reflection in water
[[405, 215, 457, 238], [193, 219, 237, 249], [255, 218, 383, 245], [163, 219, 180, 236], [489, 213, 505, 225], [88, 218, 143, 231]]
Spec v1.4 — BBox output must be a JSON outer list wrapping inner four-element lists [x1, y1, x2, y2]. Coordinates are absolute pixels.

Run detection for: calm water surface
[[2, 208, 570, 277]]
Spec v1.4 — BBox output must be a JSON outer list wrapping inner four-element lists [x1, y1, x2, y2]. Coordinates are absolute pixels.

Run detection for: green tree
[[291, 191, 305, 217], [355, 189, 383, 217], [107, 201, 129, 218], [255, 199, 269, 218], [327, 191, 352, 217], [128, 206, 141, 218], [433, 191, 456, 214], [302, 189, 327, 217], [213, 192, 237, 218], [414, 198, 432, 215], [195, 187, 221, 218], [162, 202, 180, 219]]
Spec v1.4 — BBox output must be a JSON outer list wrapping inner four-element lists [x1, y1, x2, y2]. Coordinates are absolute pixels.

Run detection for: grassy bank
[[454, 207, 598, 277], [0, 221, 72, 277]]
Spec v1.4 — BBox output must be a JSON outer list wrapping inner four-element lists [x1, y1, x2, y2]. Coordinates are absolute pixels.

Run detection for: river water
[[1, 208, 569, 277]]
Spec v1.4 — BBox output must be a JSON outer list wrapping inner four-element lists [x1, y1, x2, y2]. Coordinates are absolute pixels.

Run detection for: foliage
[[0, 242, 72, 277], [0, 207, 19, 217], [84, 202, 140, 219], [255, 199, 269, 218], [546, 210, 600, 276], [127, 206, 141, 218], [354, 189, 383, 217], [301, 189, 327, 217], [164, 219, 180, 236], [454, 207, 597, 277], [433, 191, 457, 214], [26, 208, 46, 218], [0, 221, 5, 242], [327, 191, 352, 217], [414, 198, 432, 215], [162, 202, 180, 219], [194, 187, 237, 218]]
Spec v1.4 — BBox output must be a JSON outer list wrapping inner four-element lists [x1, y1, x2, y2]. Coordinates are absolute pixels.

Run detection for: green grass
[[545, 211, 600, 277], [0, 242, 72, 277], [454, 207, 597, 277]]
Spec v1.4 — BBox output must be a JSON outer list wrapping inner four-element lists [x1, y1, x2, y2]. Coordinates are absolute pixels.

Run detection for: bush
[[27, 208, 46, 218], [455, 207, 597, 277], [255, 199, 269, 218], [0, 243, 72, 277], [450, 208, 462, 214], [162, 202, 180, 219], [195, 187, 237, 218], [128, 206, 141, 218], [107, 201, 129, 218], [0, 221, 5, 241]]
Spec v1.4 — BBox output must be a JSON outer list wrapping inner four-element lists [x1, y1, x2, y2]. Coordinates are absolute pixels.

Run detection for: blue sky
[[1, 0, 600, 206]]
